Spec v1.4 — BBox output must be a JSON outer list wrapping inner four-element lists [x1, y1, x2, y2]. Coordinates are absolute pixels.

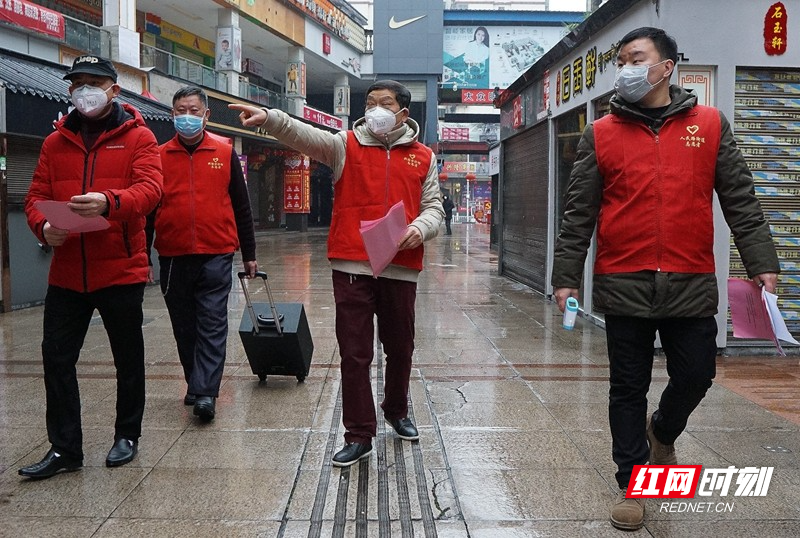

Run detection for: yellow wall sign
[[160, 20, 216, 57]]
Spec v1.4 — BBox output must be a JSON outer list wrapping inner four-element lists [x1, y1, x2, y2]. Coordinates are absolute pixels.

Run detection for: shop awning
[[0, 51, 172, 122]]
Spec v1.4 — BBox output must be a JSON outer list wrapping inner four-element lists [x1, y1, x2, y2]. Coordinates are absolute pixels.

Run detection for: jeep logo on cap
[[76, 56, 100, 64]]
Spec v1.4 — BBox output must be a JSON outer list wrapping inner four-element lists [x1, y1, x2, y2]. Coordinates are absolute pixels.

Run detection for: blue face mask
[[173, 114, 204, 137]]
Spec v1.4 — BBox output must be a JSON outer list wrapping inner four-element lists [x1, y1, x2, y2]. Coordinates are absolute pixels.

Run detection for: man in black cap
[[20, 55, 163, 479]]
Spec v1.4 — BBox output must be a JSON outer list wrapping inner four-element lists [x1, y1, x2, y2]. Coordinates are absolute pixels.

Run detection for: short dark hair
[[617, 27, 678, 63], [172, 86, 208, 107], [366, 80, 411, 110]]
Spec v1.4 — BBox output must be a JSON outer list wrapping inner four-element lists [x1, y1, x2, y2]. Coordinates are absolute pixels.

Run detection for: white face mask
[[365, 106, 400, 135], [71, 85, 111, 118], [614, 60, 667, 103]]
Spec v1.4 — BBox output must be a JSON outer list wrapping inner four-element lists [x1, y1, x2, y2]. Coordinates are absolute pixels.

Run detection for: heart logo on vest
[[686, 125, 699, 135]]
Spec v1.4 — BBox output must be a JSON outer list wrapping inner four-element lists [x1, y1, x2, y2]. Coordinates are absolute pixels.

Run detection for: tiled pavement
[[1, 224, 799, 537]]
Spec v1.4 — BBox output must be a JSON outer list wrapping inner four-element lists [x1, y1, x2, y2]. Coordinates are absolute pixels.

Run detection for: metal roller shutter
[[500, 122, 549, 292], [6, 136, 42, 205], [731, 67, 800, 341], [403, 81, 427, 102]]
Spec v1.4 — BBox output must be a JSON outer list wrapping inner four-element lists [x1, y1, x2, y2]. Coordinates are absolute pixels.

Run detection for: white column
[[102, 0, 139, 67]]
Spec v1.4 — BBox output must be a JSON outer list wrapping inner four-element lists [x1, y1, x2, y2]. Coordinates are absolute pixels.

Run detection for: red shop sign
[[764, 2, 788, 56]]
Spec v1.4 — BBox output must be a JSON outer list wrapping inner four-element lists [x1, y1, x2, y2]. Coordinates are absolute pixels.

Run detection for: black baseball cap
[[63, 55, 118, 82]]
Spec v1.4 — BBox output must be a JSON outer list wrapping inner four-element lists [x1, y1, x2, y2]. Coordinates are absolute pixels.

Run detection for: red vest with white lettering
[[592, 105, 721, 274], [327, 131, 431, 270]]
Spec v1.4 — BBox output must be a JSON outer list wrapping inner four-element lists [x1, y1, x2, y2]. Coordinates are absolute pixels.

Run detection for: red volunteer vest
[[327, 131, 432, 270], [155, 132, 239, 256], [592, 105, 721, 274]]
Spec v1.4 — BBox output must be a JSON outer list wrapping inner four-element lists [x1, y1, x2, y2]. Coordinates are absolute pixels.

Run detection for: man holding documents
[[550, 28, 779, 530], [21, 56, 162, 479], [230, 80, 444, 467]]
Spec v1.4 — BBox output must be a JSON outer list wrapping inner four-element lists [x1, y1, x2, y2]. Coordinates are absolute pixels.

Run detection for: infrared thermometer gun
[[562, 297, 579, 330]]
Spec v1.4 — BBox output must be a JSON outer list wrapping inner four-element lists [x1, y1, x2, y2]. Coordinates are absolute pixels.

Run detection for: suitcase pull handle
[[238, 271, 283, 336]]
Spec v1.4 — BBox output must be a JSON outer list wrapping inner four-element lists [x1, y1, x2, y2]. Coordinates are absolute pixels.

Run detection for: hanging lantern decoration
[[438, 172, 449, 182], [465, 173, 477, 182]]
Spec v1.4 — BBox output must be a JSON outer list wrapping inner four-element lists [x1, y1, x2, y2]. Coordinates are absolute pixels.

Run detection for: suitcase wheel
[[296, 374, 306, 383], [258, 373, 267, 383]]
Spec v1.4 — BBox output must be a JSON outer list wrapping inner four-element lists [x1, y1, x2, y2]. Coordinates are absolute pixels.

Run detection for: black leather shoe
[[193, 396, 216, 421], [106, 438, 138, 467], [183, 393, 197, 406], [386, 417, 419, 440], [18, 449, 82, 479], [332, 442, 372, 467]]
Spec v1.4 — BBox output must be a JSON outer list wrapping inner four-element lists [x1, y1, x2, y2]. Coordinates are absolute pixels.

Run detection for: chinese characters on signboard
[[555, 42, 617, 108], [441, 127, 470, 141], [303, 106, 343, 130], [461, 89, 497, 104], [764, 3, 788, 55], [0, 0, 64, 40], [283, 153, 310, 213]]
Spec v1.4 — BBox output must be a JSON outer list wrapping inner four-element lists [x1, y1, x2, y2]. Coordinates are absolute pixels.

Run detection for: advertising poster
[[443, 25, 564, 90], [334, 84, 350, 116], [284, 153, 310, 213], [216, 26, 241, 72], [286, 61, 307, 98]]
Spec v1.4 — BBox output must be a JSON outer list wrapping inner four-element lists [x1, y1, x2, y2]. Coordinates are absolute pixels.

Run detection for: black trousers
[[160, 253, 233, 397], [42, 283, 146, 460], [605, 315, 717, 489]]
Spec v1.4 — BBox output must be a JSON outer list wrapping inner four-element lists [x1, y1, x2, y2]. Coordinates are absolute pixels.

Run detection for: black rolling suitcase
[[237, 271, 313, 383]]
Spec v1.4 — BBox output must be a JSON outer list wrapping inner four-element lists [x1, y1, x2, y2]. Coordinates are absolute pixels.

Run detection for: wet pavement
[[1, 224, 800, 537]]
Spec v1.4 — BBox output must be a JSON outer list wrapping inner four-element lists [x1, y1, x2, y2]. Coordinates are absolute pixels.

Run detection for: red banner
[[0, 0, 65, 40], [512, 96, 524, 128], [283, 153, 310, 213]]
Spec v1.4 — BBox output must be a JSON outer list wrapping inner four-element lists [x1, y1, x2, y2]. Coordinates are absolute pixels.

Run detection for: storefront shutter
[[500, 121, 548, 292], [731, 68, 800, 341], [5, 136, 43, 206]]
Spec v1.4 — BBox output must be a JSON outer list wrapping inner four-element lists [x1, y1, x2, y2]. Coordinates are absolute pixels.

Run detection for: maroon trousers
[[332, 270, 417, 444]]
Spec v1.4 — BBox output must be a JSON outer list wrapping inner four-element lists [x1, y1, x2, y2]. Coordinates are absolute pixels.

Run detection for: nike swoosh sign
[[389, 15, 426, 29]]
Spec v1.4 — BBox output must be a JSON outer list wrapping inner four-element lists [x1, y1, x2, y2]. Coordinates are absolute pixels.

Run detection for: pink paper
[[359, 201, 408, 277], [727, 278, 781, 352], [33, 200, 110, 233]]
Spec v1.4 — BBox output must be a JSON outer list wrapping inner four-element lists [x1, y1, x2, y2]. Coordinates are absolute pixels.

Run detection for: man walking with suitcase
[[230, 80, 444, 466], [148, 86, 257, 421]]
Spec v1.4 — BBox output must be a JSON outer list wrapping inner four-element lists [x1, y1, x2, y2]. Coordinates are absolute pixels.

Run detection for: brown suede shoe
[[647, 414, 677, 465], [610, 488, 645, 530]]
